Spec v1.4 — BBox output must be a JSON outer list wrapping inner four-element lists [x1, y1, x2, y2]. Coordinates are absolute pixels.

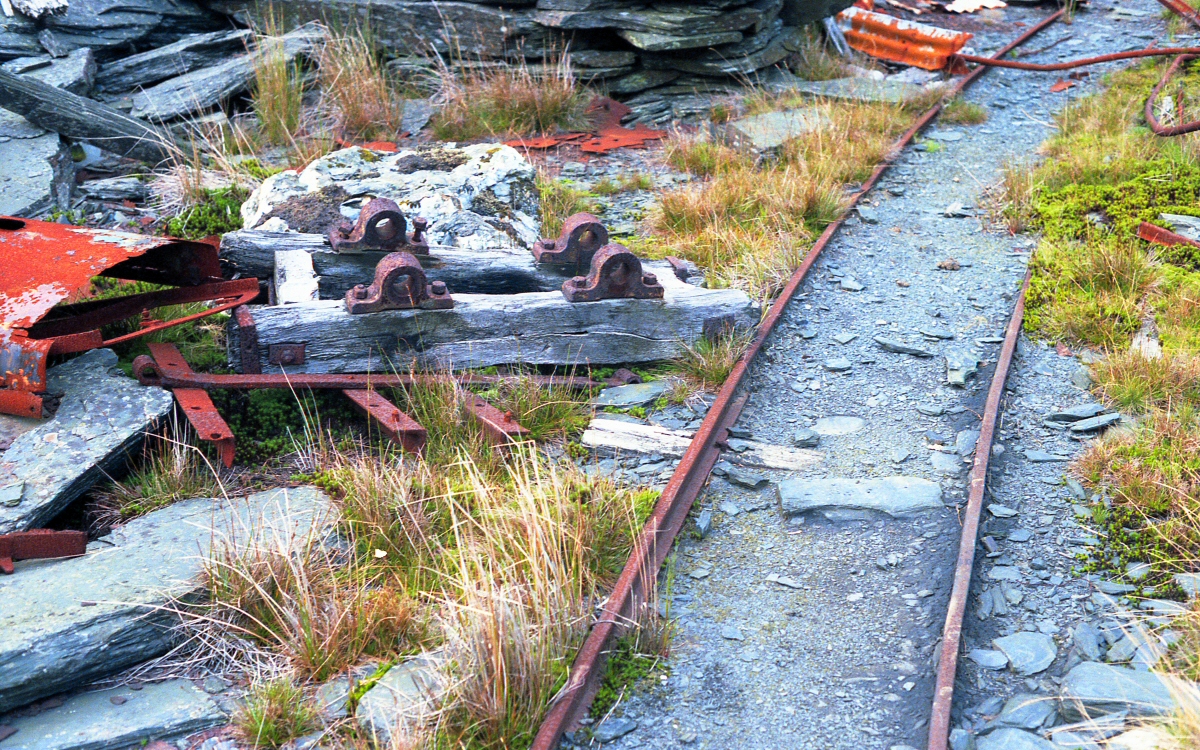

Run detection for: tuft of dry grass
[[671, 328, 754, 393], [1091, 351, 1200, 413], [940, 97, 988, 125], [252, 18, 308, 147], [318, 27, 405, 141], [432, 53, 591, 141], [537, 170, 601, 238], [785, 26, 854, 82]]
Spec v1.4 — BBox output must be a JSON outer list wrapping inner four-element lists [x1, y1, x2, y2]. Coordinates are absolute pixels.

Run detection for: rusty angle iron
[[836, 7, 973, 71], [0, 529, 88, 574], [1138, 220, 1200, 248], [531, 212, 609, 271], [0, 216, 259, 419], [345, 251, 453, 314], [329, 197, 429, 255], [562, 244, 665, 303]]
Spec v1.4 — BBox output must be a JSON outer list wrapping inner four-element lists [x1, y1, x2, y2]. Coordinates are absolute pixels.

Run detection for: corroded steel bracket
[[531, 213, 609, 270], [343, 389, 427, 454], [0, 529, 87, 574], [329, 198, 429, 255], [562, 244, 665, 303], [136, 342, 236, 467], [0, 216, 258, 418], [460, 389, 530, 445], [345, 252, 453, 314]]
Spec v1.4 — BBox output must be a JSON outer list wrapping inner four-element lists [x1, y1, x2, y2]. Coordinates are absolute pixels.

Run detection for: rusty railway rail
[[531, 10, 1065, 750]]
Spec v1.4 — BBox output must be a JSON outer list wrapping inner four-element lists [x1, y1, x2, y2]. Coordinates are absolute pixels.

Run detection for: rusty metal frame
[[460, 391, 530, 445], [0, 529, 88, 574], [343, 388, 427, 454], [529, 10, 1064, 750], [1138, 220, 1200, 249]]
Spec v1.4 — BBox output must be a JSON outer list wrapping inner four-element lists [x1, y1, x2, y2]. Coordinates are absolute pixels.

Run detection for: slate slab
[[994, 632, 1057, 675], [0, 679, 224, 750], [0, 486, 332, 713], [593, 381, 669, 409], [1058, 662, 1178, 720], [776, 475, 943, 521], [0, 349, 174, 534], [874, 336, 934, 357], [356, 652, 447, 748], [976, 727, 1055, 750], [720, 107, 830, 151], [776, 76, 933, 103], [995, 693, 1057, 730]]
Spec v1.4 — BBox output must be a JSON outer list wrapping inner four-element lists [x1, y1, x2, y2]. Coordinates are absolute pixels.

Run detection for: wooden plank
[[229, 273, 758, 372], [221, 229, 700, 297], [581, 418, 822, 471]]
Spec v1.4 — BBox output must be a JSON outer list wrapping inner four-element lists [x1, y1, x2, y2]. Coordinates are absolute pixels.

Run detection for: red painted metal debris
[[0, 216, 257, 418], [1049, 78, 1076, 93], [836, 7, 973, 71], [505, 96, 666, 154], [1138, 220, 1200, 249], [343, 389, 427, 454], [531, 9, 1065, 750], [459, 390, 530, 445], [0, 529, 88, 574]]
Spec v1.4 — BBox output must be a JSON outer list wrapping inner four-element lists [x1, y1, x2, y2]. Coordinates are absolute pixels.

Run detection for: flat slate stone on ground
[[977, 727, 1055, 750], [812, 415, 865, 435], [1057, 661, 1178, 720], [776, 476, 943, 521], [720, 107, 830, 151], [356, 652, 447, 748], [0, 487, 332, 713], [775, 76, 934, 103], [995, 693, 1057, 730], [0, 679, 224, 750], [994, 632, 1057, 675], [593, 380, 669, 409], [0, 349, 174, 534]]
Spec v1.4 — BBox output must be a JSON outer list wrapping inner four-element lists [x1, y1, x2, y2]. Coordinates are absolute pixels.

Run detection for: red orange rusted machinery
[[0, 529, 87, 574], [836, 7, 973, 71], [0, 216, 259, 419]]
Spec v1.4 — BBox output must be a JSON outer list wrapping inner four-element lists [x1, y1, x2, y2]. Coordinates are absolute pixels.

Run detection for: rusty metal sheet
[[343, 389, 427, 454], [837, 7, 973, 70], [504, 96, 665, 154], [0, 529, 88, 574], [460, 389, 530, 445]]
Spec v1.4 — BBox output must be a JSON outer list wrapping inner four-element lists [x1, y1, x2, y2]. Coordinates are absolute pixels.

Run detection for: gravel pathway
[[570, 4, 1180, 748]]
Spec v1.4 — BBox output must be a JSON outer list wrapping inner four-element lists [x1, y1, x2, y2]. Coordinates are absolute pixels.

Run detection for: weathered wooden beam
[[229, 274, 758, 372], [220, 229, 698, 297], [0, 68, 183, 162], [581, 418, 822, 471]]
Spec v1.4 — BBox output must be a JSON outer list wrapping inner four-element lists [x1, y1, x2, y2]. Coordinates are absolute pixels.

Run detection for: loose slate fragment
[[874, 336, 934, 357], [945, 347, 980, 386], [776, 475, 943, 521], [1046, 403, 1107, 423], [1068, 413, 1121, 433]]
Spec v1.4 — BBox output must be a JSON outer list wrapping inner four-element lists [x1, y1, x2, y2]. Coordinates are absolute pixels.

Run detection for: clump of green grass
[[940, 98, 988, 125], [318, 26, 405, 141], [1091, 351, 1200, 413], [432, 54, 591, 141], [235, 678, 321, 748], [253, 30, 307, 147], [671, 329, 753, 393], [591, 174, 651, 196], [164, 186, 249, 239], [538, 172, 601, 237], [786, 26, 854, 81]]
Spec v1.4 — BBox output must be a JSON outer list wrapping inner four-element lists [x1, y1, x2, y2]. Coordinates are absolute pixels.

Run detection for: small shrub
[[671, 329, 753, 393], [235, 679, 320, 748]]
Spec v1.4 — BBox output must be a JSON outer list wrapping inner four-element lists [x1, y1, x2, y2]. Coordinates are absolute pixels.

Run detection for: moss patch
[[164, 187, 249, 239]]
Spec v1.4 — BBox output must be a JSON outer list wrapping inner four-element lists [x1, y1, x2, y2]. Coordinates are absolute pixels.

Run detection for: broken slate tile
[[968, 649, 1009, 670], [1045, 403, 1107, 423], [0, 487, 333, 713], [988, 504, 1018, 518], [1025, 449, 1069, 463], [355, 652, 447, 748], [1069, 412, 1122, 433], [874, 336, 934, 357], [840, 277, 865, 292], [824, 357, 853, 372], [695, 509, 713, 538], [719, 500, 742, 516], [0, 349, 174, 534], [591, 717, 639, 744], [720, 625, 744, 641], [919, 327, 955, 340], [1058, 662, 1177, 720], [916, 404, 945, 416], [776, 475, 942, 521], [945, 347, 980, 387], [791, 428, 820, 448], [592, 381, 668, 409], [0, 679, 224, 750], [833, 332, 858, 345], [994, 632, 1057, 675], [724, 468, 768, 490]]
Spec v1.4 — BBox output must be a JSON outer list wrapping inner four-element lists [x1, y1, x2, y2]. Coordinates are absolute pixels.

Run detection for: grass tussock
[[1091, 351, 1200, 414], [253, 30, 306, 147], [648, 95, 927, 300], [235, 678, 321, 748], [671, 329, 754, 392], [940, 98, 987, 125], [432, 54, 591, 141], [317, 27, 405, 141], [538, 171, 601, 237]]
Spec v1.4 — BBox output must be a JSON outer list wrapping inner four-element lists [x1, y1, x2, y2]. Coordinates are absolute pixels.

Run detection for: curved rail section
[[531, 11, 1064, 750]]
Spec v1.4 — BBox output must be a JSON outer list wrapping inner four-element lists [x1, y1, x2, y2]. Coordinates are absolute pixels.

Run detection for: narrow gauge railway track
[[532, 10, 1068, 750]]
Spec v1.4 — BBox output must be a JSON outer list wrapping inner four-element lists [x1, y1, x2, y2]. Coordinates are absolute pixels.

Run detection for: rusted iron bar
[[928, 270, 1030, 749], [1158, 0, 1200, 29], [0, 529, 88, 574], [530, 9, 1064, 750], [146, 343, 236, 467], [956, 45, 1200, 72], [1138, 220, 1200, 248], [1143, 56, 1200, 137], [132, 353, 599, 392], [343, 389, 427, 454], [459, 390, 530, 445]]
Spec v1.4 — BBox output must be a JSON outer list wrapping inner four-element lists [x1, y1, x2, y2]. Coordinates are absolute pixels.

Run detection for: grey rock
[[1008, 529, 1033, 542], [37, 0, 222, 59], [996, 693, 1056, 730], [833, 332, 858, 344], [0, 487, 332, 712], [594, 380, 669, 409], [1072, 366, 1093, 390], [949, 728, 976, 750], [988, 566, 1022, 582], [840, 276, 865, 292], [956, 429, 980, 456], [791, 427, 820, 448], [695, 509, 713, 538], [777, 475, 943, 521], [0, 679, 224, 750], [94, 28, 253, 94], [874, 336, 934, 357], [1158, 212, 1200, 242], [356, 653, 447, 747], [2, 48, 96, 96], [976, 727, 1055, 750], [1073, 622, 1103, 661], [620, 28, 743, 51], [824, 357, 853, 372], [592, 716, 638, 743], [968, 649, 1008, 670], [930, 451, 964, 475], [1069, 413, 1122, 433], [1125, 562, 1151, 581], [946, 347, 980, 386], [1058, 662, 1177, 720], [1097, 580, 1136, 595], [719, 500, 741, 517], [0, 350, 174, 534], [78, 175, 151, 203], [919, 326, 955, 340], [1174, 572, 1200, 598], [994, 632, 1057, 675], [317, 676, 352, 720], [201, 676, 226, 694], [944, 202, 971, 218], [720, 625, 744, 641], [720, 107, 830, 152], [855, 206, 879, 224], [0, 132, 70, 217], [773, 76, 932, 103], [812, 415, 865, 435], [988, 504, 1018, 518], [1065, 476, 1088, 500], [1025, 449, 1069, 463], [1046, 403, 1107, 423], [725, 468, 768, 490], [916, 404, 945, 416]]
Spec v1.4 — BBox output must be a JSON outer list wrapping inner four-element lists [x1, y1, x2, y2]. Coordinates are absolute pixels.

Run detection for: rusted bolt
[[412, 217, 427, 243], [431, 280, 447, 295]]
